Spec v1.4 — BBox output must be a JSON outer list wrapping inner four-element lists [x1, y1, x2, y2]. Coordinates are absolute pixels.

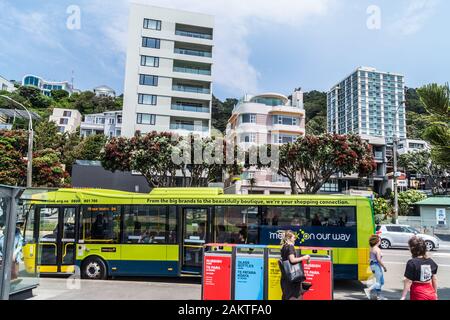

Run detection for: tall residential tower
[[122, 4, 214, 137], [327, 67, 407, 143]]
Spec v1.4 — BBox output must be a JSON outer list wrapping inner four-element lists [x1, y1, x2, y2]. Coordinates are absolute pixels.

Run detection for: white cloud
[[85, 0, 335, 95], [392, 0, 439, 36]]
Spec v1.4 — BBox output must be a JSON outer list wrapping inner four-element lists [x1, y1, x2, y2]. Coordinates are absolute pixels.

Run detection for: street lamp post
[[392, 100, 406, 225], [0, 95, 34, 187]]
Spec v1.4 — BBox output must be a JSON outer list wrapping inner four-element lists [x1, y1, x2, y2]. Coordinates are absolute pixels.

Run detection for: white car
[[376, 224, 440, 251]]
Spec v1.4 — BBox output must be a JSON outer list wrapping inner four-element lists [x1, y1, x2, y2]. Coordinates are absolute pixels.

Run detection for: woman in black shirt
[[401, 236, 438, 300], [280, 230, 310, 300]]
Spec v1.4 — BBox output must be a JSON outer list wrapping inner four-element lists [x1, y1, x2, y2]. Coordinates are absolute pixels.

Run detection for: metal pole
[[0, 95, 33, 187], [0, 188, 20, 300], [393, 135, 399, 225], [392, 100, 405, 225], [27, 129, 33, 188]]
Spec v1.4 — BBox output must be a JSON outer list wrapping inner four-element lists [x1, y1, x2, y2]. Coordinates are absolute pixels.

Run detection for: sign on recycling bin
[[202, 254, 232, 300], [302, 258, 333, 300], [234, 256, 264, 300]]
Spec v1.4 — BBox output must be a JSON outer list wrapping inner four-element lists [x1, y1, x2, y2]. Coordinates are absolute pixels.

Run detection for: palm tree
[[417, 83, 450, 168]]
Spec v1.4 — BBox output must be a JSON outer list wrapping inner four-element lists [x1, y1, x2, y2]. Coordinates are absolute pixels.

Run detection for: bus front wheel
[[81, 257, 108, 280]]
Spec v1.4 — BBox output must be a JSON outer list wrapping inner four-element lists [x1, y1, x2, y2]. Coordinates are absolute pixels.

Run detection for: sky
[[0, 0, 449, 100]]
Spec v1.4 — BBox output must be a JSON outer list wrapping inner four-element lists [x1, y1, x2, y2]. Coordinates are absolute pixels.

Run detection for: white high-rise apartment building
[[122, 4, 214, 137], [327, 67, 407, 143]]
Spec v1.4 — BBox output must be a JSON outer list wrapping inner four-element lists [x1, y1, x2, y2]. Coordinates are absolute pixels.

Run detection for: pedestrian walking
[[279, 230, 311, 300], [364, 235, 388, 300], [400, 236, 438, 300]]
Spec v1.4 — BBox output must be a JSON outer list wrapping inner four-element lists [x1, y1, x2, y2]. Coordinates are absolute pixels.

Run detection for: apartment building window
[[273, 115, 298, 126], [58, 126, 65, 133], [117, 115, 122, 124], [136, 113, 156, 125], [59, 118, 69, 125], [409, 143, 425, 149], [240, 133, 256, 143], [274, 134, 297, 144], [143, 19, 161, 30], [139, 74, 159, 86], [138, 94, 157, 105], [140, 55, 160, 67], [96, 117, 105, 124], [109, 118, 115, 124], [241, 114, 256, 124], [63, 111, 72, 117], [142, 37, 161, 49]]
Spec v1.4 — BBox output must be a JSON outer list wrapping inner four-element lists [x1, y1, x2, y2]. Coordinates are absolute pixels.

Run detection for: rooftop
[[415, 197, 450, 206]]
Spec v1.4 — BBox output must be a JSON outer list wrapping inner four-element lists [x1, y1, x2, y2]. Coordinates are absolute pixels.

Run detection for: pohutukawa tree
[[101, 131, 242, 188], [101, 131, 180, 188], [257, 134, 376, 194]]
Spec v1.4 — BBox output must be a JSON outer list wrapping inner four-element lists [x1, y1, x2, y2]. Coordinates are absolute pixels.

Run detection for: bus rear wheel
[[82, 257, 107, 280]]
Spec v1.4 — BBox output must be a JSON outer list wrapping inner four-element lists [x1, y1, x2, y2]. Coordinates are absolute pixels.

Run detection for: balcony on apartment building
[[175, 24, 213, 40], [172, 79, 211, 95], [171, 98, 210, 113], [173, 60, 212, 76], [174, 41, 212, 58], [170, 118, 209, 133]]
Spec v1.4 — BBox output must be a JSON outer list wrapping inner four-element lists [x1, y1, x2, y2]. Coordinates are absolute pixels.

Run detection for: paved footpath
[[30, 247, 450, 300]]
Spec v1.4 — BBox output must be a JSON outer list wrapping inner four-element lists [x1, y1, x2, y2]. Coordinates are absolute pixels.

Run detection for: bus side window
[[123, 205, 176, 244], [81, 205, 120, 243]]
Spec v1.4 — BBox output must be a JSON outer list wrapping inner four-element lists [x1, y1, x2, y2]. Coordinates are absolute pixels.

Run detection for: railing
[[172, 85, 210, 94], [173, 66, 211, 75], [170, 123, 209, 132], [174, 48, 212, 57], [171, 104, 210, 113], [175, 30, 213, 40]]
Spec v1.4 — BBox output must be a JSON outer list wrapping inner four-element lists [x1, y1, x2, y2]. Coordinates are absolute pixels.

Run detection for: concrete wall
[[71, 164, 151, 193]]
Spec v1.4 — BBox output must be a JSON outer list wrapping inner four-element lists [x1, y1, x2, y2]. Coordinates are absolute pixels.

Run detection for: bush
[[398, 190, 427, 216]]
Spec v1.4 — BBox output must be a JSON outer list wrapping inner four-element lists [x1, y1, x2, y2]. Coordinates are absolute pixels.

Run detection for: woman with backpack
[[401, 236, 439, 300]]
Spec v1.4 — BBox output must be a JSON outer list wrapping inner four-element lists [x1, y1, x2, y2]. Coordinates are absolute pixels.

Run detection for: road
[[338, 244, 450, 300], [30, 245, 450, 300]]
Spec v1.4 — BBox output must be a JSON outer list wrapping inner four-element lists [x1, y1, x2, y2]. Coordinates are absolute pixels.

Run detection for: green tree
[[305, 115, 327, 135], [51, 89, 70, 101], [259, 134, 376, 194], [32, 149, 69, 187], [101, 132, 180, 188], [211, 96, 238, 133], [16, 86, 52, 109], [0, 130, 69, 187], [398, 150, 448, 195], [303, 91, 327, 119], [34, 120, 64, 151], [73, 134, 107, 161], [417, 83, 450, 167], [373, 197, 392, 224], [0, 131, 27, 185], [398, 189, 427, 216]]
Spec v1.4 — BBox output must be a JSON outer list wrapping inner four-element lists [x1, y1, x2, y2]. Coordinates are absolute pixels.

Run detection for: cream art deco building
[[225, 90, 306, 195]]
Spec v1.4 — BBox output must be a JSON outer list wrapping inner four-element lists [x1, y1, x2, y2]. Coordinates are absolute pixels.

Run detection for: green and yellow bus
[[22, 188, 375, 281]]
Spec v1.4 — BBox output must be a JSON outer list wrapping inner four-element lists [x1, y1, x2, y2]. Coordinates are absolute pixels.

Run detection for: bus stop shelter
[[0, 185, 39, 300]]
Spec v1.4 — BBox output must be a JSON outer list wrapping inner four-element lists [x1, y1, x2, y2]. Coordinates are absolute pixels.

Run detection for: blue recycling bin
[[233, 245, 266, 300]]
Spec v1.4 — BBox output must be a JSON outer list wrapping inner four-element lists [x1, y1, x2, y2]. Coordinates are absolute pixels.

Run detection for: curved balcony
[[268, 106, 305, 117]]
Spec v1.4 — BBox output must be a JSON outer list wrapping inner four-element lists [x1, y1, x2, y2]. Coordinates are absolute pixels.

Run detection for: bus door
[[37, 206, 77, 273], [181, 207, 211, 273]]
